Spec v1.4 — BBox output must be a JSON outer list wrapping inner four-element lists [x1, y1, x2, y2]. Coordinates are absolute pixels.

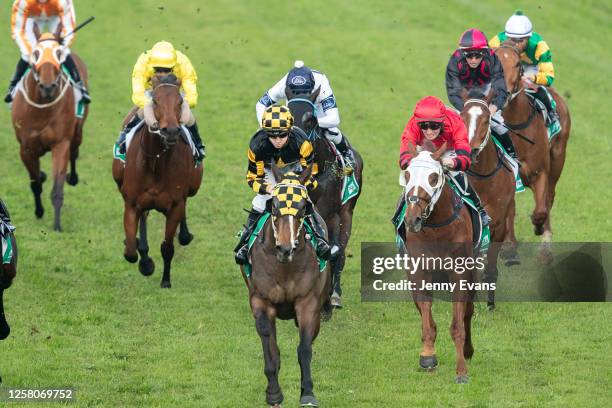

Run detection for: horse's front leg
[[450, 300, 469, 383], [252, 298, 283, 407], [137, 212, 154, 276], [123, 203, 140, 263], [67, 121, 83, 186], [295, 292, 322, 407], [50, 140, 70, 231], [160, 204, 183, 288], [19, 144, 46, 219], [414, 296, 438, 370], [178, 216, 194, 246]]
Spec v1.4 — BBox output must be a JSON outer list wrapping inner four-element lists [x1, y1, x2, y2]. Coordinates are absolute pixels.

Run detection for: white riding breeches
[[323, 127, 343, 144], [251, 168, 275, 213], [491, 110, 507, 135]]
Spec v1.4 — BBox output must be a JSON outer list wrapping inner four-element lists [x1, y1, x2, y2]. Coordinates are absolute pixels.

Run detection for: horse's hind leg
[[137, 212, 154, 276], [463, 301, 475, 359], [50, 141, 70, 231], [295, 294, 322, 406], [67, 121, 83, 186], [160, 204, 183, 288], [178, 217, 194, 246], [19, 146, 45, 219], [501, 197, 520, 266], [0, 290, 10, 340], [450, 300, 469, 383], [252, 299, 283, 406]]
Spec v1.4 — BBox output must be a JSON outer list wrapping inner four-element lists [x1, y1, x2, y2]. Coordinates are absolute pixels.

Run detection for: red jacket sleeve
[[447, 110, 472, 171], [399, 117, 420, 169]]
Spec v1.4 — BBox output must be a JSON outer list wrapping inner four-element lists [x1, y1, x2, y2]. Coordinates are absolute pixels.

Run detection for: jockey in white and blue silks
[[255, 60, 355, 167]]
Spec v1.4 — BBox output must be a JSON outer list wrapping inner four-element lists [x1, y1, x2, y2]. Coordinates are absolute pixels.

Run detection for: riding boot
[[535, 86, 558, 124], [305, 209, 331, 260], [63, 54, 90, 104], [4, 58, 29, 103], [117, 115, 142, 154], [465, 182, 491, 227], [336, 137, 355, 171], [494, 130, 518, 160], [234, 210, 261, 265], [186, 122, 206, 160]]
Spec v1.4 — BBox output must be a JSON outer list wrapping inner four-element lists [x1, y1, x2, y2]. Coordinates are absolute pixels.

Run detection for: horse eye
[[428, 173, 438, 187]]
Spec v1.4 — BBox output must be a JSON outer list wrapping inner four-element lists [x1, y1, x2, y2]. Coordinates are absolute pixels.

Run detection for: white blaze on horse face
[[289, 215, 296, 249], [467, 105, 483, 143]]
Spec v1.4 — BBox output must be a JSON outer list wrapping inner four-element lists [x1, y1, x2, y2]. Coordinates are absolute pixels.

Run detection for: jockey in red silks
[[399, 96, 491, 226]]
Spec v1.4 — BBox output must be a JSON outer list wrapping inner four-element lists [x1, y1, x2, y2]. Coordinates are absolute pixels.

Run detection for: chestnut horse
[[495, 43, 571, 261], [11, 25, 88, 231], [112, 75, 203, 288], [1, 230, 17, 340], [285, 87, 364, 308], [400, 141, 476, 383], [460, 94, 515, 308], [241, 165, 332, 408]]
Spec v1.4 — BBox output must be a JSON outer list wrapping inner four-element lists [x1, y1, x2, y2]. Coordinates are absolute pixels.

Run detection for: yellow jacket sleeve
[[176, 51, 198, 107], [488, 35, 501, 49], [131, 52, 151, 108]]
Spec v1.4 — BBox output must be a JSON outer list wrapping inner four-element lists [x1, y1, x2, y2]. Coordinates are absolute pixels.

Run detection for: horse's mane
[[467, 87, 487, 100]]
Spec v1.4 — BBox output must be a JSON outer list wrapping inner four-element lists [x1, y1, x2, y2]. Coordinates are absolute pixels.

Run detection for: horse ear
[[285, 86, 295, 100], [175, 77, 182, 87], [33, 23, 41, 42], [432, 142, 448, 161], [422, 139, 435, 153], [54, 22, 63, 41], [151, 75, 160, 88], [310, 86, 320, 102], [270, 161, 282, 183], [299, 163, 313, 186]]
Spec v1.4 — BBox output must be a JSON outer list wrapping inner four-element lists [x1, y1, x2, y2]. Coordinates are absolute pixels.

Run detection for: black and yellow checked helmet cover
[[262, 105, 294, 136], [272, 173, 309, 216]]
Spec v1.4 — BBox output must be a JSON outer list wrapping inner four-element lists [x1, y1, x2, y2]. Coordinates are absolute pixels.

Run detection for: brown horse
[[241, 165, 331, 407], [112, 74, 203, 288], [400, 141, 476, 383], [285, 88, 364, 308], [460, 94, 515, 308], [1, 231, 18, 340], [11, 25, 88, 231], [495, 42, 571, 261]]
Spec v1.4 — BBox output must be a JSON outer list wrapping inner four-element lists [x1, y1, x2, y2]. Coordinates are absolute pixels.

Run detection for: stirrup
[[235, 245, 250, 265]]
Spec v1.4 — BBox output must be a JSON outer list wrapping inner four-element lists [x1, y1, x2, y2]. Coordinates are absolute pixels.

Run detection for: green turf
[[0, 1, 611, 406]]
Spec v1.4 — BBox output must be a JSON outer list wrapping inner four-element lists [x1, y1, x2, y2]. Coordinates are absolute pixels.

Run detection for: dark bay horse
[[11, 25, 88, 231], [400, 141, 476, 383], [241, 165, 331, 407], [1, 231, 18, 340], [285, 87, 363, 307], [495, 43, 571, 261], [460, 95, 515, 308], [112, 75, 203, 288]]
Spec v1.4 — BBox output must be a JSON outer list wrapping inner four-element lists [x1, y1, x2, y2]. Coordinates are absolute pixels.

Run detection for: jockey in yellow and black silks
[[234, 105, 331, 265]]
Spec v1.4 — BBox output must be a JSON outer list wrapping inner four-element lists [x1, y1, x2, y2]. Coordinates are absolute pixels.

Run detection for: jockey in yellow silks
[[5, 0, 90, 104], [116, 41, 205, 159]]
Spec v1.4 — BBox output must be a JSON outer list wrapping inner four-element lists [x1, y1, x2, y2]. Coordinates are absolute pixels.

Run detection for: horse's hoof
[[0, 322, 10, 340], [35, 207, 44, 218], [455, 374, 469, 384], [124, 253, 138, 263], [320, 304, 333, 322], [331, 291, 342, 308], [504, 255, 521, 267], [300, 395, 319, 407], [138, 257, 155, 276], [160, 281, 171, 289], [54, 224, 62, 232], [266, 391, 284, 407], [178, 232, 193, 246], [39, 171, 47, 183], [487, 302, 496, 311], [533, 224, 545, 236], [419, 355, 438, 370], [67, 173, 79, 186]]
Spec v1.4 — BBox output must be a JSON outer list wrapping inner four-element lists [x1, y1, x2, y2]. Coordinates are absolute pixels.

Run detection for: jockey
[[255, 60, 355, 169], [234, 105, 331, 265], [5, 0, 90, 104], [0, 199, 16, 267], [489, 10, 561, 135], [445, 28, 517, 160], [116, 41, 205, 160], [399, 96, 491, 226]]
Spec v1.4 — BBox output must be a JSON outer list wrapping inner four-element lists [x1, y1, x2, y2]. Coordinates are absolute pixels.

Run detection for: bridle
[[464, 98, 491, 156], [497, 44, 524, 101], [401, 154, 445, 221], [287, 98, 318, 140], [145, 82, 183, 152], [270, 182, 308, 250]]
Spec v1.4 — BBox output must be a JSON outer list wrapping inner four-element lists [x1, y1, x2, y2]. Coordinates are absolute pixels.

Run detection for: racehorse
[[241, 164, 332, 407], [495, 42, 571, 262], [112, 74, 203, 288], [0, 232, 18, 340], [400, 141, 476, 383], [460, 92, 515, 308], [285, 87, 363, 307], [11, 24, 88, 231]]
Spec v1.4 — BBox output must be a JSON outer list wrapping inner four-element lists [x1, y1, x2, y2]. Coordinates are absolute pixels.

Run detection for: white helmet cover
[[505, 11, 533, 38]]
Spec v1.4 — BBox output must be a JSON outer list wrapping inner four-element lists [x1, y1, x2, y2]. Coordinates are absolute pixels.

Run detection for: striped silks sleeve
[[299, 141, 318, 192], [246, 148, 268, 194]]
